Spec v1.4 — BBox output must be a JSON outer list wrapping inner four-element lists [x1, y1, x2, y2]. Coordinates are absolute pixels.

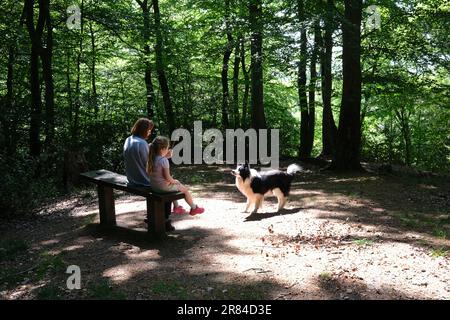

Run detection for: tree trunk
[[395, 108, 412, 166], [232, 37, 241, 128], [66, 49, 73, 125], [25, 0, 46, 158], [137, 0, 156, 120], [305, 21, 320, 158], [241, 39, 250, 129], [221, 0, 233, 128], [298, 0, 309, 159], [72, 0, 85, 146], [321, 0, 338, 157], [40, 0, 55, 149], [89, 22, 98, 116], [2, 45, 17, 154], [152, 0, 176, 133], [331, 0, 363, 171], [249, 0, 266, 129]]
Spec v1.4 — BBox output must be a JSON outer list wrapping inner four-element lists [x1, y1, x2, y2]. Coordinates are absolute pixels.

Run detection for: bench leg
[[165, 202, 171, 220], [98, 185, 116, 226], [147, 198, 166, 239]]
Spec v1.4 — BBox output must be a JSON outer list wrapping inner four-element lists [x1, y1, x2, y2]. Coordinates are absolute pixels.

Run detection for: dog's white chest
[[235, 177, 253, 197]]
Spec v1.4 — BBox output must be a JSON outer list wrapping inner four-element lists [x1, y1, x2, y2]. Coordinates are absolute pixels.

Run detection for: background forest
[[0, 0, 449, 216]]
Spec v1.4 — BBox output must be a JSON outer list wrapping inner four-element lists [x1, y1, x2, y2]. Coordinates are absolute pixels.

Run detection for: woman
[[123, 118, 154, 186]]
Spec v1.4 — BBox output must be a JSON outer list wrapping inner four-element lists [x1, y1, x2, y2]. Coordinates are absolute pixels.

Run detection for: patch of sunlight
[[74, 236, 96, 245], [103, 262, 158, 283], [39, 239, 59, 246], [330, 177, 377, 183], [54, 232, 68, 237], [62, 245, 84, 252], [77, 209, 98, 216], [103, 268, 131, 282], [418, 184, 437, 190], [114, 201, 146, 215]]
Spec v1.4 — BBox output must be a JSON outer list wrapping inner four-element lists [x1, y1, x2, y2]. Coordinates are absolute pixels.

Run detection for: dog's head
[[231, 162, 251, 181]]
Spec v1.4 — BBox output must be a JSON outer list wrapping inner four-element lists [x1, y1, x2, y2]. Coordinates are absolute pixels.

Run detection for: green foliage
[[352, 239, 374, 246], [430, 247, 448, 258], [0, 268, 25, 289], [432, 228, 447, 240], [264, 83, 299, 157], [35, 252, 66, 281], [150, 279, 189, 299], [0, 154, 60, 217], [88, 280, 127, 300], [361, 0, 450, 172], [36, 285, 63, 300], [0, 239, 29, 262], [319, 271, 333, 281]]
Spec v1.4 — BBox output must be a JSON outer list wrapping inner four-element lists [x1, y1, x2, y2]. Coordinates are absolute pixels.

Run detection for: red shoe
[[189, 206, 204, 216], [172, 206, 187, 214]]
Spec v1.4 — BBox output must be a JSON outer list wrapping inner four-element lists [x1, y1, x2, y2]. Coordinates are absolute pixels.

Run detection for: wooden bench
[[80, 169, 185, 238]]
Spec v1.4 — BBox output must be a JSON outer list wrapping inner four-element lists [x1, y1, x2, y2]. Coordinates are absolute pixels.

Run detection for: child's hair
[[147, 136, 170, 174]]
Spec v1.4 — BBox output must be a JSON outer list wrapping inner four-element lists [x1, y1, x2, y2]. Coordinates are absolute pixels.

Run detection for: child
[[147, 136, 204, 215]]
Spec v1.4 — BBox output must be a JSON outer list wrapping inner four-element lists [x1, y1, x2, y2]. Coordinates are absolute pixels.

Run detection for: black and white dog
[[231, 162, 302, 214]]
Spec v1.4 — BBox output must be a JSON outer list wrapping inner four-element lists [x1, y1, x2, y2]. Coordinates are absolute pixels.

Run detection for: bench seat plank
[[80, 169, 184, 201]]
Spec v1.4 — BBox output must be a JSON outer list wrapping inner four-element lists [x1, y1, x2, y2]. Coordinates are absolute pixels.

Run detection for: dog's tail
[[287, 164, 303, 175]]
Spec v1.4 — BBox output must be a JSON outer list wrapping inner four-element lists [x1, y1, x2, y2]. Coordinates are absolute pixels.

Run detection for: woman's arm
[[162, 167, 178, 185]]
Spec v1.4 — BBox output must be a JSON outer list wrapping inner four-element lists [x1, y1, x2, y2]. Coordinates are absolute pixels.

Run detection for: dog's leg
[[273, 188, 286, 211], [282, 197, 288, 209], [243, 199, 250, 213], [251, 195, 263, 214]]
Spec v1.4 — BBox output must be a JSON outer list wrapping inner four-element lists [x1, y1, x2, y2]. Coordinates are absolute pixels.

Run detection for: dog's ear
[[244, 160, 249, 167]]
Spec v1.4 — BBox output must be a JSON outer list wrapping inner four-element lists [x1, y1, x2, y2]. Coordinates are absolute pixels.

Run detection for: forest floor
[[1, 161, 449, 300]]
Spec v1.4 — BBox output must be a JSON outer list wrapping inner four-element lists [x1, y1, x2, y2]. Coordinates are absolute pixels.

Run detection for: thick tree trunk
[[241, 39, 250, 129], [152, 0, 176, 133], [232, 37, 241, 128], [249, 0, 266, 129], [331, 0, 363, 171], [137, 0, 156, 119], [298, 0, 309, 159], [321, 0, 338, 157]]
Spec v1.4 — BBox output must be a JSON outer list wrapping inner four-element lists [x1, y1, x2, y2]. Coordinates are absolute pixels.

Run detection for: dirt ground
[[1, 162, 449, 300]]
